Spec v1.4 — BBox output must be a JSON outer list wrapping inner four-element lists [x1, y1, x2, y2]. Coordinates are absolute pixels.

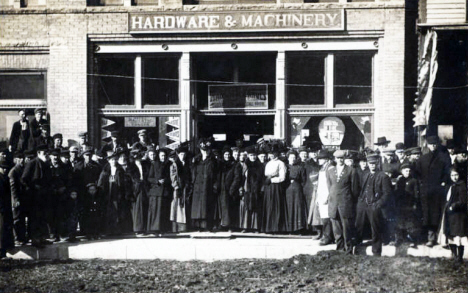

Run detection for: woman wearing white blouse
[[262, 147, 287, 233]]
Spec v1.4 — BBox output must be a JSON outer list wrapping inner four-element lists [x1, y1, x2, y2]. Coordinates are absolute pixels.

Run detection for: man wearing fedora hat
[[415, 135, 451, 247], [327, 150, 360, 254]]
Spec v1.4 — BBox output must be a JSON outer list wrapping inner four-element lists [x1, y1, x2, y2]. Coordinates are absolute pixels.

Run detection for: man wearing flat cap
[[21, 144, 52, 247], [8, 152, 28, 245], [355, 154, 392, 256], [327, 150, 360, 254], [32, 124, 53, 151], [132, 129, 155, 155], [28, 108, 47, 146], [415, 135, 451, 247], [77, 132, 92, 157], [9, 109, 30, 153]]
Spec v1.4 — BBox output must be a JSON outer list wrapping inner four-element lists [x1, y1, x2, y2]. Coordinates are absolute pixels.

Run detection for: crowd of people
[[0, 108, 467, 263]]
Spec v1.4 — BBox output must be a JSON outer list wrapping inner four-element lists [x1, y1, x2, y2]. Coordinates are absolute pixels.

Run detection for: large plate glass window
[[287, 53, 326, 106], [97, 56, 134, 107], [334, 52, 373, 105], [143, 55, 180, 106]]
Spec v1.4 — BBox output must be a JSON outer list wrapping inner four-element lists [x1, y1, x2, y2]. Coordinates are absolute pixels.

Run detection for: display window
[[0, 71, 46, 100], [97, 56, 135, 107]]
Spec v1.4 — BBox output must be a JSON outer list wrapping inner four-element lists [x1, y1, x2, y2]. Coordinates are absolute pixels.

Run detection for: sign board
[[124, 116, 157, 128], [129, 10, 344, 33], [209, 84, 268, 109], [318, 117, 345, 146]]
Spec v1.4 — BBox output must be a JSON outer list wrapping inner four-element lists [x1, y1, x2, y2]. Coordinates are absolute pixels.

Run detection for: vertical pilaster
[[180, 52, 192, 143], [275, 51, 287, 140], [135, 55, 142, 109], [325, 53, 334, 109]]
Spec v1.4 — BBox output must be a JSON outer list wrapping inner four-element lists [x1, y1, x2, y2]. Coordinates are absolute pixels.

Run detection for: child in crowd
[[63, 188, 81, 242], [394, 163, 421, 247], [440, 168, 467, 263], [81, 183, 103, 240]]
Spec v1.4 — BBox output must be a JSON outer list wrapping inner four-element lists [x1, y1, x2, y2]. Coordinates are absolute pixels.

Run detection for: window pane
[[0, 73, 45, 100], [143, 56, 179, 105], [287, 53, 325, 105], [97, 57, 134, 107], [193, 52, 276, 110], [334, 53, 373, 105]]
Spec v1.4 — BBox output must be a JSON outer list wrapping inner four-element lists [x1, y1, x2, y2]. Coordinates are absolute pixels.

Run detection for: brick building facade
[[0, 0, 409, 150]]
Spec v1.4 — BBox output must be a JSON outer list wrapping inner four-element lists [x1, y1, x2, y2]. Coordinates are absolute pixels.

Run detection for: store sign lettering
[[129, 10, 344, 33]]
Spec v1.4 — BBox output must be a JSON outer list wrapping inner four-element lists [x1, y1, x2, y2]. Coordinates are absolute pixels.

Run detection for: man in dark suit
[[28, 108, 47, 148], [415, 135, 451, 247], [33, 124, 54, 150], [327, 150, 360, 254], [101, 131, 125, 154], [20, 144, 52, 247], [8, 151, 28, 245], [9, 109, 30, 152], [355, 154, 392, 256]]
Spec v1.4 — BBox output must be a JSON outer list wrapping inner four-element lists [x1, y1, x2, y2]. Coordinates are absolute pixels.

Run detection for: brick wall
[[0, 0, 407, 146]]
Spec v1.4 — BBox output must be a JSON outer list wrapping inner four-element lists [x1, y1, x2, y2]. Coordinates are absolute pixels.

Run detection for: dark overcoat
[[216, 159, 241, 227], [302, 161, 319, 212], [147, 160, 171, 232], [444, 181, 468, 237], [245, 160, 264, 212], [327, 165, 360, 219], [9, 120, 30, 152], [97, 165, 126, 234], [0, 173, 14, 251], [415, 148, 451, 226], [190, 154, 218, 221]]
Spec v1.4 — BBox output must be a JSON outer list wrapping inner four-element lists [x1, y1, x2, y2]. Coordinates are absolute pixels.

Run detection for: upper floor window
[[0, 71, 46, 100]]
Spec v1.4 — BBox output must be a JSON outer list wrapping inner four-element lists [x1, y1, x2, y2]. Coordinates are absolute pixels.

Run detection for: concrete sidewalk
[[5, 232, 463, 261]]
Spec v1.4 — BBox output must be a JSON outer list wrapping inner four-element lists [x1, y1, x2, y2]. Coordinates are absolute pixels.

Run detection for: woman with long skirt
[[285, 150, 308, 234]]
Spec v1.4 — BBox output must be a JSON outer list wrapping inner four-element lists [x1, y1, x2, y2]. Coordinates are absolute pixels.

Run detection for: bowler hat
[[78, 131, 87, 138], [13, 151, 24, 159], [375, 137, 391, 146], [426, 136, 439, 145], [245, 145, 257, 154], [49, 148, 61, 156], [367, 154, 380, 163], [34, 108, 44, 114], [168, 150, 177, 159], [286, 149, 298, 158], [298, 146, 308, 154], [395, 143, 405, 151], [36, 144, 49, 152], [137, 129, 147, 136], [317, 150, 330, 159]]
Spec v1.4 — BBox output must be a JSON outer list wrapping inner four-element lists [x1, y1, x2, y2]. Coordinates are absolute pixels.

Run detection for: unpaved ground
[[0, 251, 467, 293]]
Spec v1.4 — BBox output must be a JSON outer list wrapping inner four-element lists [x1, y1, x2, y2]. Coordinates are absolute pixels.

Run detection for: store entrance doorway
[[198, 115, 274, 148]]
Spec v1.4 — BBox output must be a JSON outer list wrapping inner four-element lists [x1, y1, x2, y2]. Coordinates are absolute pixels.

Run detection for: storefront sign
[[208, 84, 268, 109], [129, 10, 344, 33], [318, 117, 345, 146], [125, 116, 156, 127]]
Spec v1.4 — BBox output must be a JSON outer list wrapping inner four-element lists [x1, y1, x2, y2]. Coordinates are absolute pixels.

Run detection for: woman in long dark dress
[[285, 150, 308, 234], [129, 149, 149, 235], [147, 148, 171, 234], [215, 146, 241, 230], [262, 145, 287, 233], [97, 151, 125, 236]]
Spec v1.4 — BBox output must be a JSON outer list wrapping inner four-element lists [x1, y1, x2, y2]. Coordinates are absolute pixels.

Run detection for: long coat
[[9, 119, 30, 152], [216, 159, 241, 227], [0, 172, 14, 251], [147, 160, 171, 232], [125, 162, 148, 233], [327, 165, 360, 219], [190, 154, 218, 223], [415, 148, 451, 226], [97, 165, 125, 234], [443, 181, 468, 237]]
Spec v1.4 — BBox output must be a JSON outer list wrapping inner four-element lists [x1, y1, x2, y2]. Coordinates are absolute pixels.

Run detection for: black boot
[[457, 246, 464, 263], [449, 244, 458, 260]]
